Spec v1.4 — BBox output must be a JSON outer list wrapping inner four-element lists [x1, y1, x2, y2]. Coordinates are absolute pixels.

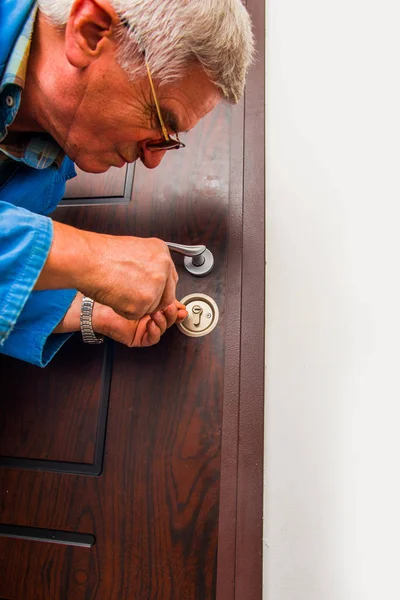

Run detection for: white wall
[[265, 1, 400, 599]]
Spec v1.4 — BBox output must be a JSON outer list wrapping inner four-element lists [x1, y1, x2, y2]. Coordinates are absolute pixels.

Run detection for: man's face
[[56, 62, 221, 174]]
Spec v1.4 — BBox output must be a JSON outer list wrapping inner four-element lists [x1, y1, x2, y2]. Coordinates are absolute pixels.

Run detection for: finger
[[157, 265, 177, 311], [131, 315, 151, 347], [172, 262, 179, 282], [173, 299, 186, 310], [163, 303, 179, 328], [176, 308, 188, 323], [151, 310, 168, 335], [145, 319, 161, 346]]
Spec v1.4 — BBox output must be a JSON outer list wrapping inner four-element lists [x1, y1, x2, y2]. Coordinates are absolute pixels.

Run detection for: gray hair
[[37, 0, 255, 103]]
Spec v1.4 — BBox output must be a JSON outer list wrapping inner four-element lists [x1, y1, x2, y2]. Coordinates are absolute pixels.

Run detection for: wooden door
[[0, 2, 264, 598]]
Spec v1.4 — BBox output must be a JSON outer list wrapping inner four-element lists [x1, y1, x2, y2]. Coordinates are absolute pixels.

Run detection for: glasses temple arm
[[145, 62, 169, 142]]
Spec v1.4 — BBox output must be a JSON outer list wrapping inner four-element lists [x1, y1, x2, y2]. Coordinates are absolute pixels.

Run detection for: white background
[[265, 1, 400, 598]]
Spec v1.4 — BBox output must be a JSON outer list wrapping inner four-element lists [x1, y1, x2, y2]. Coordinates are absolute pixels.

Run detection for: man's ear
[[65, 0, 119, 68]]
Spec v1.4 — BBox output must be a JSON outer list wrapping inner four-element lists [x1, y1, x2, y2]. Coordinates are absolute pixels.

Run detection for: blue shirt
[[0, 2, 64, 169], [0, 1, 78, 366]]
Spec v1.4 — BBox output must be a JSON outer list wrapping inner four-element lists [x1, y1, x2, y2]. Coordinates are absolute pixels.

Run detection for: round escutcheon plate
[[177, 293, 219, 338]]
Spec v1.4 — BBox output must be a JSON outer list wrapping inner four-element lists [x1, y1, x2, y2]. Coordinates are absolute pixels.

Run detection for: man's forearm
[[34, 221, 99, 291]]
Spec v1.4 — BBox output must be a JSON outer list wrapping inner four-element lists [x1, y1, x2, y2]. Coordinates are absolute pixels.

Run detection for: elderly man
[[0, 0, 254, 366]]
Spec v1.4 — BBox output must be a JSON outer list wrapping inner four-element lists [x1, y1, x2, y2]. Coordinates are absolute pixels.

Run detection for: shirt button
[[5, 95, 14, 107]]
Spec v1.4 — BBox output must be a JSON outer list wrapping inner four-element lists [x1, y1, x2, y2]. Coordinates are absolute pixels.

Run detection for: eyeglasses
[[145, 62, 185, 152]]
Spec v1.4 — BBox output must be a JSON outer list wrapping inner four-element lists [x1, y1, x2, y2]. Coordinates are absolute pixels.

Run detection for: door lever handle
[[166, 242, 214, 277], [166, 242, 206, 258]]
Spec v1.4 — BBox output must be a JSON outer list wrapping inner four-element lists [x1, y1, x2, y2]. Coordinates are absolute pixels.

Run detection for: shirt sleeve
[[0, 200, 78, 366], [0, 288, 78, 367]]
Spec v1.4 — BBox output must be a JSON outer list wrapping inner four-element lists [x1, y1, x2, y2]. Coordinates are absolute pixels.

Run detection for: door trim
[[217, 0, 265, 598], [61, 164, 135, 206]]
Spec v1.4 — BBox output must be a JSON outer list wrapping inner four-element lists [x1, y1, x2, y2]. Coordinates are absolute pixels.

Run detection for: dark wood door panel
[[0, 337, 108, 468], [0, 540, 100, 600], [0, 463, 101, 530]]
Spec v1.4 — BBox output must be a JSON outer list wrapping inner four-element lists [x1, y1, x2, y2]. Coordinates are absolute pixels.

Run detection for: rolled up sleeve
[[0, 201, 77, 366], [1, 288, 77, 367]]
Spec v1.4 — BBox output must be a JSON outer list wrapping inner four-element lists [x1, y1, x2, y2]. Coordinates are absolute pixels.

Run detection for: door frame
[[217, 0, 265, 598]]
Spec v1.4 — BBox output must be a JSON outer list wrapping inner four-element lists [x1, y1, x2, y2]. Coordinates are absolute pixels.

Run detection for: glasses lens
[[146, 137, 186, 152]]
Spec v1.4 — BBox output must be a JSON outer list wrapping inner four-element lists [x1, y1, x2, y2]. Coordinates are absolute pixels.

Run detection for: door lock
[[191, 305, 204, 326], [176, 294, 219, 337]]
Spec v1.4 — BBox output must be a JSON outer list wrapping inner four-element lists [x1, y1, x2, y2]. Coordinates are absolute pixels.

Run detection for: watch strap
[[80, 296, 104, 344]]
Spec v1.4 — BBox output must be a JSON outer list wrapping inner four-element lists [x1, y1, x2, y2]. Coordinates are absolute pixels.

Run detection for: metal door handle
[[166, 242, 214, 277]]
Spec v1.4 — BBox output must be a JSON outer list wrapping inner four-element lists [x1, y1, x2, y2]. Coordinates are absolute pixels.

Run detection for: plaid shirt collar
[[0, 3, 64, 170]]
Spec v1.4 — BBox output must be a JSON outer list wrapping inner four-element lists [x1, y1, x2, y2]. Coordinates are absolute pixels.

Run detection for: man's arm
[[35, 221, 178, 320], [0, 200, 179, 366]]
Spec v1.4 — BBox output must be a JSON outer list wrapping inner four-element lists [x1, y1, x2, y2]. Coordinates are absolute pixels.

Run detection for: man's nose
[[139, 142, 167, 169]]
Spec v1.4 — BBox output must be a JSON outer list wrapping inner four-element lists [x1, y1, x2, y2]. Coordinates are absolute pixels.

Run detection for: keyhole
[[192, 305, 203, 326]]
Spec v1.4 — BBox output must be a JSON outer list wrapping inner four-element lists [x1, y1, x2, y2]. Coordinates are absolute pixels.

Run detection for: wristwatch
[[80, 296, 104, 344]]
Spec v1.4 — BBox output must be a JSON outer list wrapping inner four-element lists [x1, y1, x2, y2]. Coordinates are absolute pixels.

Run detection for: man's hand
[[36, 222, 178, 320], [54, 292, 188, 347], [93, 299, 188, 347]]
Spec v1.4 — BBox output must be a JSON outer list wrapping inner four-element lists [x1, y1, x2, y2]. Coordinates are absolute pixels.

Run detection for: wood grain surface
[[0, 336, 104, 464], [0, 103, 231, 600]]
